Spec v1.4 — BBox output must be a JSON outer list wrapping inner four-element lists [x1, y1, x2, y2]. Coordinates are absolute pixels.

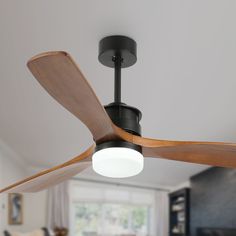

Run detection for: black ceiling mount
[[98, 35, 137, 68], [98, 35, 142, 136], [98, 35, 137, 103]]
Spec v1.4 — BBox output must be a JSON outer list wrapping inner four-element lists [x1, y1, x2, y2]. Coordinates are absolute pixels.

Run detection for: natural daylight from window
[[73, 202, 150, 236]]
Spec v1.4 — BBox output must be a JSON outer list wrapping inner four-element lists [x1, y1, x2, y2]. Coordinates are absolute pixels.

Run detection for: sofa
[[4, 228, 50, 236]]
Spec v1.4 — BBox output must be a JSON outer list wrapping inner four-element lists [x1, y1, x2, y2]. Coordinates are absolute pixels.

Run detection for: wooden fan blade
[[27, 51, 117, 143], [0, 145, 95, 193], [142, 141, 236, 168], [114, 127, 236, 168]]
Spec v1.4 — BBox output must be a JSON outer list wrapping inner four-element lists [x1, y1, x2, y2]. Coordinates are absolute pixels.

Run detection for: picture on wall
[[8, 193, 23, 225]]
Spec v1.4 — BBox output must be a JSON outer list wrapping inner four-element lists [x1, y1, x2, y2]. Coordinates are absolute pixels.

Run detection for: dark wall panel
[[190, 167, 236, 236]]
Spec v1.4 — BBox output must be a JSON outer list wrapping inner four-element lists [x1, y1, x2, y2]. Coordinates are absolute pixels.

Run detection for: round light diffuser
[[92, 142, 144, 178]]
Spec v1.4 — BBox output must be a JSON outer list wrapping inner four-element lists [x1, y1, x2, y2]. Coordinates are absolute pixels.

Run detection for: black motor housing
[[105, 102, 142, 136]]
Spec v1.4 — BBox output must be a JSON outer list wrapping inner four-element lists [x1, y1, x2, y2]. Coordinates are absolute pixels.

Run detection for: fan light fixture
[[2, 35, 236, 194], [92, 36, 144, 178], [92, 141, 144, 178]]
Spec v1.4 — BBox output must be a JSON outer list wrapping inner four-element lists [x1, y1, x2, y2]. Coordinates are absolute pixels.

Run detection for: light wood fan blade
[[114, 127, 236, 168], [0, 145, 95, 193], [27, 51, 117, 143]]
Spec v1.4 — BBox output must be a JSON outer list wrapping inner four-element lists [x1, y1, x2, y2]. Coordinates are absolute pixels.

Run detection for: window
[[70, 180, 161, 236], [73, 202, 150, 236]]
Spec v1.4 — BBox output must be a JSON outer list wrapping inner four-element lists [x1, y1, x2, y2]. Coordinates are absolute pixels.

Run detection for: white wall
[[0, 140, 47, 234]]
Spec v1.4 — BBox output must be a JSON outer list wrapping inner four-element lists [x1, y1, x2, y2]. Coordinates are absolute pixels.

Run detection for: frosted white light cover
[[92, 147, 144, 178]]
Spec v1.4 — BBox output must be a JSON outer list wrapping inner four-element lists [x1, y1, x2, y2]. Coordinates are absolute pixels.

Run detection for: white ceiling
[[1, 0, 236, 187]]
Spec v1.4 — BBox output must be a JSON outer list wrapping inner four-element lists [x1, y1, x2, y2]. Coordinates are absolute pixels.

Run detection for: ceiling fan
[[1, 35, 236, 193]]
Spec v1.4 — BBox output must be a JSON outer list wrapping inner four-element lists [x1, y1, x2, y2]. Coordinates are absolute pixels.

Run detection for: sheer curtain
[[47, 181, 70, 230], [153, 191, 169, 236]]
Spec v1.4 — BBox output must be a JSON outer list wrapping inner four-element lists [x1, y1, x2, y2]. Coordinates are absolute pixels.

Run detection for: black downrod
[[113, 55, 122, 103], [98, 36, 142, 136]]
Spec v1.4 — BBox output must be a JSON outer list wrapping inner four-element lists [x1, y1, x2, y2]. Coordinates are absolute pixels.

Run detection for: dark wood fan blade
[[0, 145, 95, 193], [27, 51, 117, 143], [114, 127, 236, 168]]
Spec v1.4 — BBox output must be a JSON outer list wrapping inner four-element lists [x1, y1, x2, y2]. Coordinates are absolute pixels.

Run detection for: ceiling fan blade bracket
[[104, 103, 142, 136]]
